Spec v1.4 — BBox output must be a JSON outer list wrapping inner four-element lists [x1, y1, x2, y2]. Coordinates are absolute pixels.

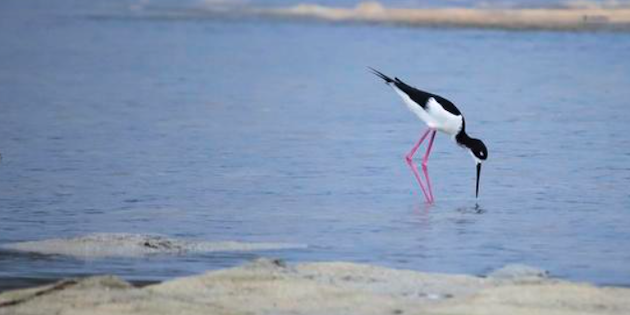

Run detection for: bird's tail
[[368, 67, 394, 84]]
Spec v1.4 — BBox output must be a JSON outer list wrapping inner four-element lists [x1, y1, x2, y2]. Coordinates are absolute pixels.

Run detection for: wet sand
[[1, 258, 628, 315], [1, 233, 307, 258], [203, 1, 630, 31]]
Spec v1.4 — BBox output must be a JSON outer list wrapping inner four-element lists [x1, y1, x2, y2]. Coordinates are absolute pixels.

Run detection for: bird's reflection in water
[[456, 203, 487, 214], [449, 203, 487, 229], [410, 199, 433, 228], [412, 200, 433, 214], [410, 201, 487, 232], [413, 201, 486, 215]]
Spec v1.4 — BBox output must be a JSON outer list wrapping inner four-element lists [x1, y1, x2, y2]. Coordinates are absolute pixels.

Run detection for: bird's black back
[[393, 78, 461, 116]]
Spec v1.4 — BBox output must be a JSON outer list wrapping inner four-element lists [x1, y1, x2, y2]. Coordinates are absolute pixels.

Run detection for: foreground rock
[[1, 233, 307, 258], [1, 259, 629, 315]]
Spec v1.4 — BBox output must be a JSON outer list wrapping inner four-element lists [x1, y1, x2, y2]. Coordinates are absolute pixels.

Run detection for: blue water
[[1, 0, 630, 290]]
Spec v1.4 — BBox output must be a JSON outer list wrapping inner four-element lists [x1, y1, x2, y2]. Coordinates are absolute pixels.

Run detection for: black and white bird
[[370, 68, 488, 203]]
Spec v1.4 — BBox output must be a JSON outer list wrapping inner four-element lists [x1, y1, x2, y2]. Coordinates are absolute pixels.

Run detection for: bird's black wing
[[369, 68, 463, 116], [431, 94, 461, 116], [394, 78, 461, 116]]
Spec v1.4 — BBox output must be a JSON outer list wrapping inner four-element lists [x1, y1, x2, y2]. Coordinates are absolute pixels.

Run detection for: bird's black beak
[[476, 162, 482, 198]]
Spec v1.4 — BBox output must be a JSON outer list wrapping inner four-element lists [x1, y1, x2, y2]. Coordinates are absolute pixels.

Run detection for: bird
[[369, 68, 488, 203]]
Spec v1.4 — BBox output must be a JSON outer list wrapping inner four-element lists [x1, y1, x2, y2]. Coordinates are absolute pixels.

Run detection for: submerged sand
[[1, 258, 628, 315], [199, 1, 630, 31], [1, 233, 307, 258]]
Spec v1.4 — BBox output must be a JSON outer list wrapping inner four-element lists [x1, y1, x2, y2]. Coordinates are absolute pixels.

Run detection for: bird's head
[[465, 138, 488, 198], [468, 138, 488, 163]]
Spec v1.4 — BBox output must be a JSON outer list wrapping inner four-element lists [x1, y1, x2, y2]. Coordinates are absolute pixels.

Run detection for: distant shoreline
[[198, 1, 630, 31]]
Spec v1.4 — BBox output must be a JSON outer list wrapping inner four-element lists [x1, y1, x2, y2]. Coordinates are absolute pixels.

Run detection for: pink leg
[[422, 130, 437, 203], [405, 129, 432, 203]]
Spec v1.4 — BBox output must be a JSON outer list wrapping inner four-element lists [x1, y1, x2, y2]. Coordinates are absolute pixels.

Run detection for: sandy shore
[[199, 1, 630, 31], [1, 258, 629, 315]]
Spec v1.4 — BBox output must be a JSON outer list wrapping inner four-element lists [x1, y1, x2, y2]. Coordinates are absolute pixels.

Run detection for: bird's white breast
[[425, 97, 463, 136], [392, 86, 463, 136]]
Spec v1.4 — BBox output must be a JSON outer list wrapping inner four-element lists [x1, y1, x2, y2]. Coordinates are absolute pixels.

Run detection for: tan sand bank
[[1, 233, 307, 258], [211, 1, 630, 31], [1, 258, 629, 315]]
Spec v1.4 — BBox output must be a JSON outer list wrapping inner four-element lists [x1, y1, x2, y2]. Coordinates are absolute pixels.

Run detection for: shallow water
[[1, 0, 630, 290]]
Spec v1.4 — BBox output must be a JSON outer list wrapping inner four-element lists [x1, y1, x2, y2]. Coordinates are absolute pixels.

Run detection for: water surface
[[1, 0, 630, 290]]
